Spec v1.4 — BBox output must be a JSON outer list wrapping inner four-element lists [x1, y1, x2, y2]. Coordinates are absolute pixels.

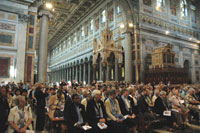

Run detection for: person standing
[[0, 86, 10, 132], [35, 83, 48, 131]]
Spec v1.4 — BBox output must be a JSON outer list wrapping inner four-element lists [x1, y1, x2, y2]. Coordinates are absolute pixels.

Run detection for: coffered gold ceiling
[[36, 0, 103, 49]]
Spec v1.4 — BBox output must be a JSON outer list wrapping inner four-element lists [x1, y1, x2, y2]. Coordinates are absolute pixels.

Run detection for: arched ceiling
[[36, 0, 104, 49]]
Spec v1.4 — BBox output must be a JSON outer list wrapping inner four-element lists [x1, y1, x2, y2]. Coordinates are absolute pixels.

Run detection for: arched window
[[81, 26, 84, 37], [101, 10, 106, 23], [90, 19, 94, 31], [180, 0, 188, 17], [157, 0, 165, 7]]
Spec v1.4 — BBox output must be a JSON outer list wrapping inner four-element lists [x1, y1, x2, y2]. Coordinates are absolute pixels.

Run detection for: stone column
[[124, 33, 132, 83], [102, 65, 106, 82], [71, 67, 73, 81], [191, 51, 196, 83], [115, 59, 118, 81], [83, 63, 86, 82], [99, 62, 102, 81], [67, 67, 70, 81], [66, 68, 68, 81], [93, 64, 96, 81], [75, 65, 78, 81], [88, 62, 91, 84], [38, 10, 52, 83], [79, 64, 82, 82], [60, 68, 62, 81], [179, 47, 184, 68], [106, 64, 110, 81]]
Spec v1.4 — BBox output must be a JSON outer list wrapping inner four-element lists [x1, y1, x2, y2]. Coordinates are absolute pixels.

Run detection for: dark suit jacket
[[138, 95, 150, 114], [64, 102, 87, 127], [117, 96, 132, 115], [86, 99, 107, 124], [0, 96, 10, 131], [154, 96, 168, 115], [128, 96, 138, 114], [35, 88, 48, 109]]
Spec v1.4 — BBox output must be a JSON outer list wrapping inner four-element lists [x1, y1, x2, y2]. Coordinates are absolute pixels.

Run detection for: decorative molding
[[18, 14, 29, 23]]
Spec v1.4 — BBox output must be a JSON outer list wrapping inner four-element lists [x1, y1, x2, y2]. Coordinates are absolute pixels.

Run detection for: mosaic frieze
[[0, 22, 16, 31], [141, 15, 199, 39]]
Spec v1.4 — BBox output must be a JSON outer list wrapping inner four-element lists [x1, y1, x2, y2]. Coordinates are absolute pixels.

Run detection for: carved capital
[[18, 14, 29, 23], [38, 10, 53, 19]]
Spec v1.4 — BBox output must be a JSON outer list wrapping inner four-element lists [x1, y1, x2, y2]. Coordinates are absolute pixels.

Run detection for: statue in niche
[[108, 8, 114, 22], [169, 0, 177, 16], [143, 0, 152, 6]]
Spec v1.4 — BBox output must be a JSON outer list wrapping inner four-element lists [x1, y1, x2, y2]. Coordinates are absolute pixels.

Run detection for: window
[[180, 0, 188, 17], [169, 0, 177, 16], [101, 10, 106, 23], [68, 38, 71, 47], [116, 6, 121, 15], [157, 0, 165, 7], [90, 19, 94, 31], [191, 5, 197, 23], [81, 27, 84, 37], [73, 33, 77, 44]]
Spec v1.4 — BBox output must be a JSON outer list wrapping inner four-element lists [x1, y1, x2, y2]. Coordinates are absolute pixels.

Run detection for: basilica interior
[[0, 0, 200, 133]]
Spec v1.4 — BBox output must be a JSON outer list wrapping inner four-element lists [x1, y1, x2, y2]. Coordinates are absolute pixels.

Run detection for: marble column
[[191, 51, 196, 83], [67, 67, 70, 81], [76, 65, 78, 81], [179, 47, 184, 68], [38, 10, 52, 83], [99, 62, 102, 81], [71, 67, 73, 81], [106, 64, 110, 81], [83, 63, 86, 82], [124, 33, 132, 82], [102, 65, 106, 82], [93, 64, 96, 81], [115, 59, 118, 81], [79, 64, 82, 82], [88, 62, 91, 84]]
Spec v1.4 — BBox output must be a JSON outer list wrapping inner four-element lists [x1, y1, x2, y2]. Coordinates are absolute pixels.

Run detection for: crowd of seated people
[[0, 80, 200, 133]]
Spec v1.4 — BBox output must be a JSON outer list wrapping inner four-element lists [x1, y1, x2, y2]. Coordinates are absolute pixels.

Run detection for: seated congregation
[[0, 80, 200, 133]]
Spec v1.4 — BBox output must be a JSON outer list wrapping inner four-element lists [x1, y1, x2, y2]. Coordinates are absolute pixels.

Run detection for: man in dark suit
[[138, 88, 154, 132], [65, 94, 92, 133], [0, 86, 10, 132], [117, 89, 137, 132], [86, 90, 108, 133], [154, 91, 177, 131], [35, 84, 49, 131]]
